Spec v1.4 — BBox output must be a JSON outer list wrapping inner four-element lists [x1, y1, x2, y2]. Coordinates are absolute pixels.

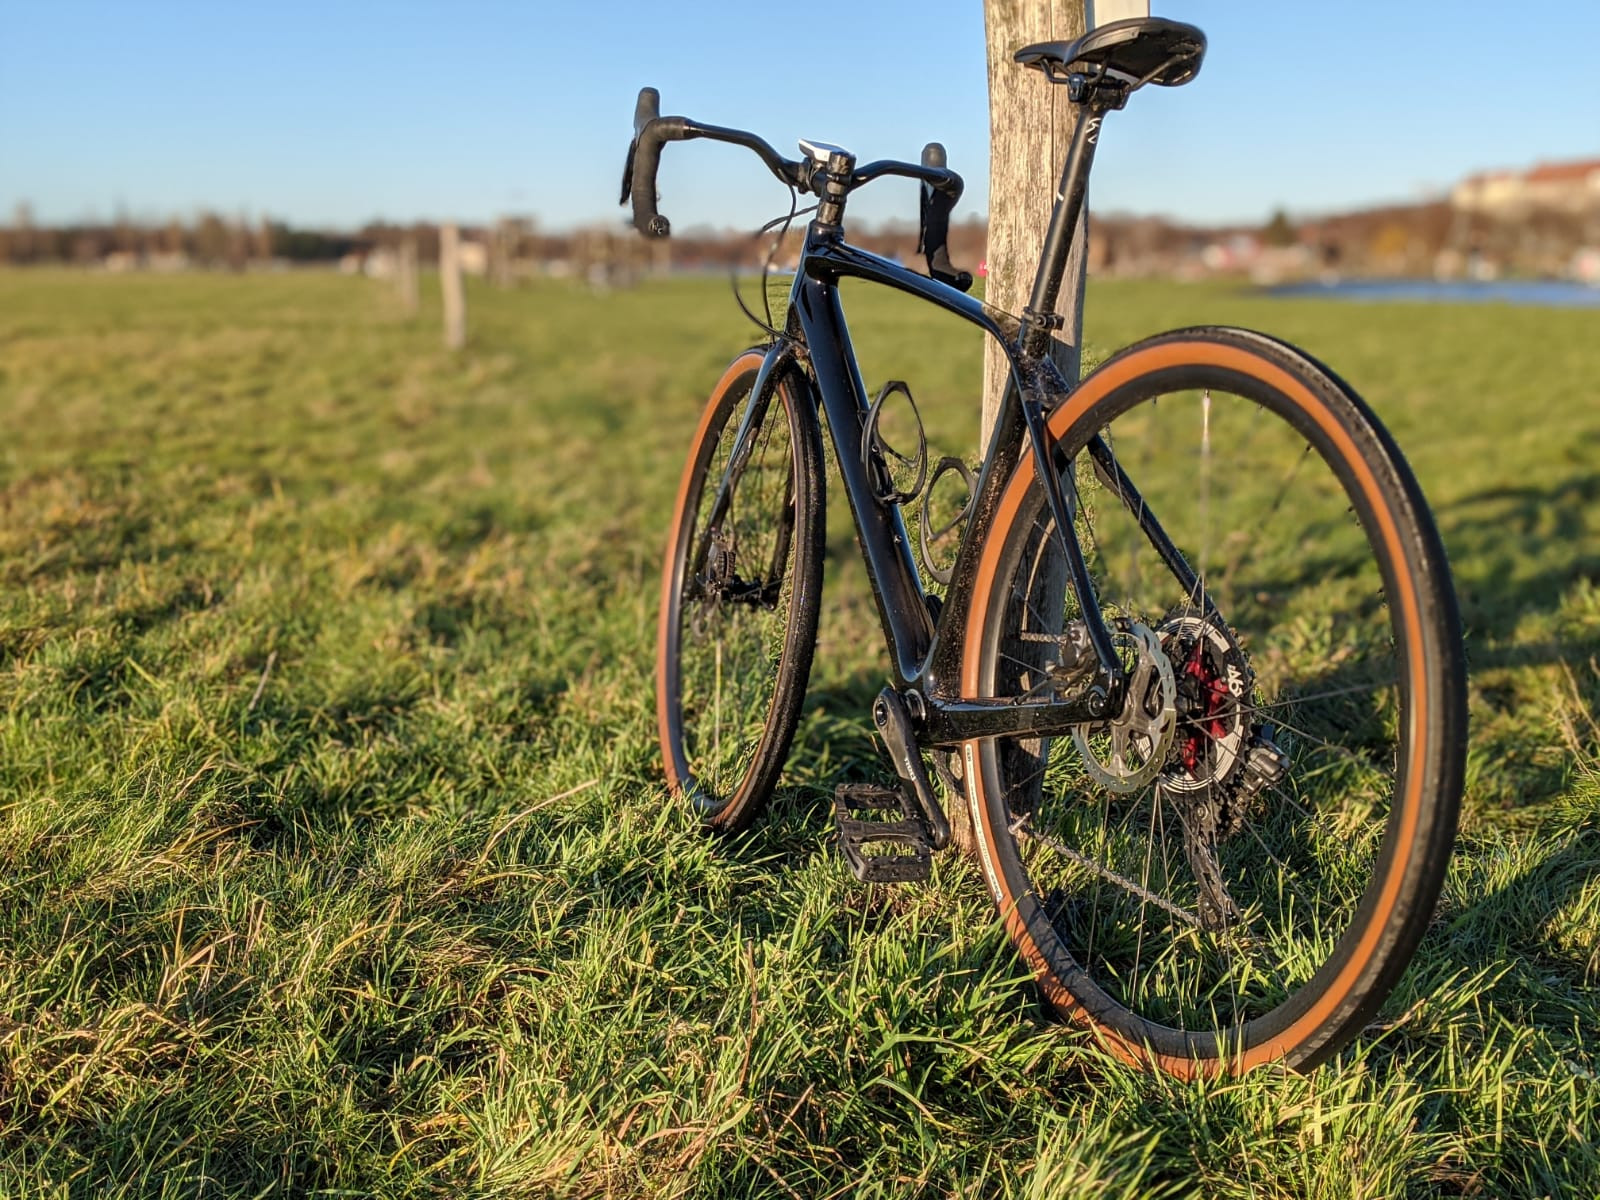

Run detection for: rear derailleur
[[1068, 607, 1291, 930]]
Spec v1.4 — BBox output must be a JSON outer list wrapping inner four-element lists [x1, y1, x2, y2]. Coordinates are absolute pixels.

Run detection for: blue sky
[[3, 0, 1597, 233]]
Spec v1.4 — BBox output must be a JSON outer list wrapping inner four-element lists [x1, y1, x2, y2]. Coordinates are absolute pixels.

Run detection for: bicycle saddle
[[1015, 17, 1205, 88]]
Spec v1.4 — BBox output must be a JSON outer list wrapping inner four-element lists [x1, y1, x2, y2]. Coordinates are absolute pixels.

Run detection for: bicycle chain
[[1010, 813, 1202, 929]]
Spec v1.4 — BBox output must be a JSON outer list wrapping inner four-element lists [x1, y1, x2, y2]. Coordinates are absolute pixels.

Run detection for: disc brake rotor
[[1071, 621, 1177, 793], [1156, 607, 1252, 798]]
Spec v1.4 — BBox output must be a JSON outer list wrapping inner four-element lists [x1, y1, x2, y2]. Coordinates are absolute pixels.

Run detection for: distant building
[[1452, 157, 1600, 215], [1451, 169, 1522, 214], [1573, 247, 1600, 285], [457, 240, 488, 276], [1521, 159, 1600, 212]]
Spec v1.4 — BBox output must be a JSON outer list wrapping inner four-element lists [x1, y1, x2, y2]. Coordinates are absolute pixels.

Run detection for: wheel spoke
[[967, 349, 1457, 1069], [662, 367, 818, 827], [1013, 814, 1202, 928]]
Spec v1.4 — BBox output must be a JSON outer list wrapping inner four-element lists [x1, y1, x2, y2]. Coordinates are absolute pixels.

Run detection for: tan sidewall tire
[[959, 331, 1461, 1076], [655, 351, 825, 832]]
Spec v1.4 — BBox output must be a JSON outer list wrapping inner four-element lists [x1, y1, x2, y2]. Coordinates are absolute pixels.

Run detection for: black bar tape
[[620, 87, 686, 239]]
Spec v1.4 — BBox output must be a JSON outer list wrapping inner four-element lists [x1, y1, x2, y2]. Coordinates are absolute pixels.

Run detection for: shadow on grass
[[1436, 475, 1600, 651], [1445, 813, 1600, 991]]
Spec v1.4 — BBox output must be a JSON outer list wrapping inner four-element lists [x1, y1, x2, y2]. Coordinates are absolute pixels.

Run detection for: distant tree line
[[0, 206, 513, 268], [0, 204, 990, 274], [4, 196, 1592, 280], [0, 205, 354, 267]]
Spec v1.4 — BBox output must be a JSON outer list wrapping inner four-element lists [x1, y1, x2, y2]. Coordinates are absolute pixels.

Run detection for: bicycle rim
[[963, 330, 1462, 1073], [656, 350, 822, 831]]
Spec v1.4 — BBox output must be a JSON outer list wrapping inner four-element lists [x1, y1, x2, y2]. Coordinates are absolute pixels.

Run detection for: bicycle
[[625, 17, 1466, 1076]]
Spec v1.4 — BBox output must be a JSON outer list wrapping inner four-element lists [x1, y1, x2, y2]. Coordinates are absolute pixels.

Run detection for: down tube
[[792, 275, 932, 686]]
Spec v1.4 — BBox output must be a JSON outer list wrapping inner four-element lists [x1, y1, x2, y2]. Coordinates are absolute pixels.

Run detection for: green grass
[[0, 268, 1596, 1197]]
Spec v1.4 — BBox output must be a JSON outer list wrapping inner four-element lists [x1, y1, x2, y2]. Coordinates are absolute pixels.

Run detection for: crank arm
[[874, 688, 951, 850]]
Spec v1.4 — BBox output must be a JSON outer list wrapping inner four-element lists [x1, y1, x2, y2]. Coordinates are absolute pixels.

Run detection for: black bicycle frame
[[714, 96, 1202, 750]]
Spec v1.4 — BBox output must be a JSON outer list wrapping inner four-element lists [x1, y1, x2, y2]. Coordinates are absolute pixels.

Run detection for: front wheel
[[656, 349, 824, 833], [962, 328, 1465, 1075]]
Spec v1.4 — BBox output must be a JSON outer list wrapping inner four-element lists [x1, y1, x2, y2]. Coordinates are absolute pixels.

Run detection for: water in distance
[[1265, 278, 1600, 309]]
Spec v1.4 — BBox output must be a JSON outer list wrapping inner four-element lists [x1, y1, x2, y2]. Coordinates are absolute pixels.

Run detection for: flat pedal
[[832, 783, 932, 884]]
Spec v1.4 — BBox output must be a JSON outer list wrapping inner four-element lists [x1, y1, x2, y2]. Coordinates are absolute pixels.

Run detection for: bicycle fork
[[689, 341, 805, 593]]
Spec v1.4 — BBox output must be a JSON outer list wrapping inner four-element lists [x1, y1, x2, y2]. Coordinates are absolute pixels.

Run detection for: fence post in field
[[490, 219, 513, 290], [398, 237, 419, 316], [440, 223, 466, 349]]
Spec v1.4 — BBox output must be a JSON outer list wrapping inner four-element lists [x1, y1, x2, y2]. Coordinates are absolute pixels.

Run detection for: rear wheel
[[656, 350, 824, 832], [962, 328, 1464, 1074]]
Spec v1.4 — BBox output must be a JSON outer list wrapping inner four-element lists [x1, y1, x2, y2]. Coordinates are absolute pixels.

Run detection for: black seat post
[[1017, 81, 1132, 356], [1010, 19, 1205, 355], [1018, 85, 1121, 359]]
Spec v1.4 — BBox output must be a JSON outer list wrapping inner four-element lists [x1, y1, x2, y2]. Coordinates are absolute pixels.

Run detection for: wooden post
[[228, 209, 250, 272], [968, 1, 1139, 854], [982, 0, 1088, 446], [982, 0, 1146, 444], [489, 219, 512, 290], [398, 237, 419, 316], [1087, 0, 1148, 24], [440, 223, 466, 349]]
